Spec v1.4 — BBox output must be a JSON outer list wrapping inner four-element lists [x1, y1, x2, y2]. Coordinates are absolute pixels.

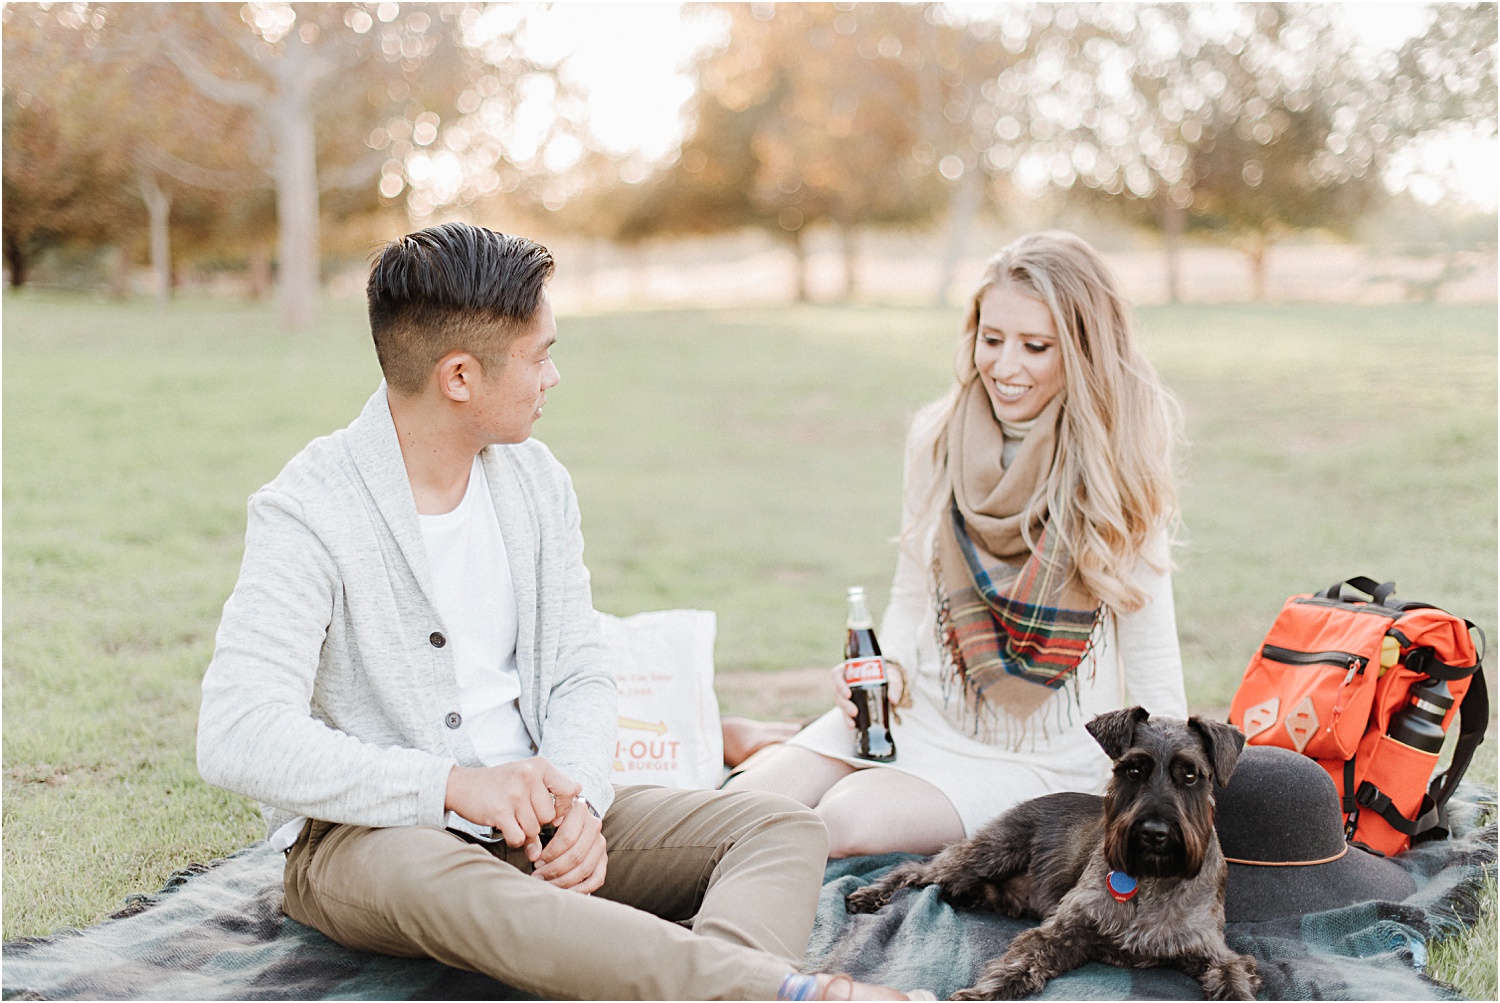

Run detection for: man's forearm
[[198, 681, 455, 827], [537, 664, 617, 813]]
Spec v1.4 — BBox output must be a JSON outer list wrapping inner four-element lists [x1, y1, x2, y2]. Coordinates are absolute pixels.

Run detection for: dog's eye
[[1181, 771, 1198, 786], [1125, 764, 1146, 780]]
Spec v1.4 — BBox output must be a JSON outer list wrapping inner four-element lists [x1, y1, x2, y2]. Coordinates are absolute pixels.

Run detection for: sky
[[517, 3, 728, 163], [518, 1, 1496, 211]]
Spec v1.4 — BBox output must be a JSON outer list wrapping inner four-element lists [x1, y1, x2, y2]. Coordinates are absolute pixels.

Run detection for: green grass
[[4, 292, 1496, 994], [1430, 868, 1498, 999]]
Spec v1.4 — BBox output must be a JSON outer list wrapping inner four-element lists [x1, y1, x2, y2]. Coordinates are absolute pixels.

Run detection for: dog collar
[[1106, 870, 1138, 903]]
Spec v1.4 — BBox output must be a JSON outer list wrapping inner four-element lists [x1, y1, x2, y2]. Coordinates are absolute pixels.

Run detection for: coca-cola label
[[842, 657, 886, 685]]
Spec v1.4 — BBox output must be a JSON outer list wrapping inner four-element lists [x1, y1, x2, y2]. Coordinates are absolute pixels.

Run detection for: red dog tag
[[1107, 870, 1138, 903]]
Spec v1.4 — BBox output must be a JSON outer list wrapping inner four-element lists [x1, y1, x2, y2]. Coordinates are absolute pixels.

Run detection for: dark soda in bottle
[[843, 586, 896, 762]]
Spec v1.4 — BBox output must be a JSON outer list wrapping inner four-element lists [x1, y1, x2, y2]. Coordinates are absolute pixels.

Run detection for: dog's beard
[[1104, 805, 1207, 880], [1176, 791, 1214, 878]]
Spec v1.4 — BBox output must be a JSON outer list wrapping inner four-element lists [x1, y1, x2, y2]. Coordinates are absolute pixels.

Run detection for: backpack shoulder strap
[[1428, 668, 1489, 809]]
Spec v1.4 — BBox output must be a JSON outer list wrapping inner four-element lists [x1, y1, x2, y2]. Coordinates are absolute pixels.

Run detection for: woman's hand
[[831, 660, 905, 728], [721, 715, 801, 767]]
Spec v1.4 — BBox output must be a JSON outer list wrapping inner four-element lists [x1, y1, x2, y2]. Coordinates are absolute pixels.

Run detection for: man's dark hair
[[367, 223, 555, 395]]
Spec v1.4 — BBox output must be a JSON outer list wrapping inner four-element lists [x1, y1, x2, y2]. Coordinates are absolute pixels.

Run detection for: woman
[[726, 231, 1188, 857]]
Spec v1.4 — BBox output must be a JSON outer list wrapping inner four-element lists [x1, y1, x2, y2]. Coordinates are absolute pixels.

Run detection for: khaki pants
[[282, 785, 828, 1000]]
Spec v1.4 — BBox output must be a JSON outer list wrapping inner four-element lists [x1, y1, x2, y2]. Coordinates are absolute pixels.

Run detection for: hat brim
[[1224, 846, 1416, 923]]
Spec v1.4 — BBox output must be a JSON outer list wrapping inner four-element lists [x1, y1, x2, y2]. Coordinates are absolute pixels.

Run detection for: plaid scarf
[[934, 382, 1101, 733]]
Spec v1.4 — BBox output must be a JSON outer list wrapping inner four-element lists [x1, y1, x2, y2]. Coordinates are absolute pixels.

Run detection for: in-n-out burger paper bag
[[600, 609, 723, 789]]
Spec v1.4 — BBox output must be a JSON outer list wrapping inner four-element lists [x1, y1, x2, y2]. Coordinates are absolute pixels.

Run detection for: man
[[198, 223, 921, 1001]]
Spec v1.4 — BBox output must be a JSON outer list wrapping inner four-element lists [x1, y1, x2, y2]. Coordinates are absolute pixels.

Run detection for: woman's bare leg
[[722, 744, 855, 808], [816, 768, 966, 858], [727, 746, 966, 857]]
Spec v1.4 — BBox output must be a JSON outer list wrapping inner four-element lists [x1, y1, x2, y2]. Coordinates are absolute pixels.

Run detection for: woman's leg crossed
[[722, 744, 855, 808], [816, 769, 966, 858]]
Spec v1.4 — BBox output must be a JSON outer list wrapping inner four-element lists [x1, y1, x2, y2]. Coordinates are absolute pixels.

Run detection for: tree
[[6, 4, 565, 314], [1386, 3, 1497, 142], [925, 4, 1111, 302], [135, 2, 547, 327], [1185, 5, 1389, 298], [5, 4, 294, 300], [619, 2, 955, 301], [1, 5, 131, 287], [142, 3, 384, 326], [1, 91, 122, 288], [1030, 2, 1497, 300]]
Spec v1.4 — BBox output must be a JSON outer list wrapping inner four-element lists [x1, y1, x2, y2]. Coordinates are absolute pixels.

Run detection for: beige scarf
[[934, 381, 1101, 732]]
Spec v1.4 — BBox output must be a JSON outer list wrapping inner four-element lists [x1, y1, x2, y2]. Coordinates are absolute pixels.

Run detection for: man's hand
[[444, 757, 581, 852], [532, 795, 607, 894]]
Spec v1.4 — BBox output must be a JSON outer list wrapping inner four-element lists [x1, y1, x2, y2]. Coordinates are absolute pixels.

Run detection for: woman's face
[[973, 283, 1066, 423]]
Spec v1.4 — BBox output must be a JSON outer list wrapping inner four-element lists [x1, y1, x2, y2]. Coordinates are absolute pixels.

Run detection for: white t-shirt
[[419, 455, 534, 768], [269, 454, 533, 852]]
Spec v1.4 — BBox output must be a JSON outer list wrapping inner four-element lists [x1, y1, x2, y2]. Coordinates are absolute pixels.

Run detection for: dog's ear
[[1086, 706, 1150, 760], [1189, 717, 1246, 783]]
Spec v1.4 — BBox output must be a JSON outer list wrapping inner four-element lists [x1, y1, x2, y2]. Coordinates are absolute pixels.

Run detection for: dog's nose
[[1138, 819, 1171, 851]]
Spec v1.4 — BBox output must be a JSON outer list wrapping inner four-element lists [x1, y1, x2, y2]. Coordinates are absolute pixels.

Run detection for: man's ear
[[436, 352, 477, 403], [1086, 706, 1150, 760]]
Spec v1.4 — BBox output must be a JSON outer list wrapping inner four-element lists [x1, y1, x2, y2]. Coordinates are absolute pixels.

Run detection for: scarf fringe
[[934, 554, 1107, 749]]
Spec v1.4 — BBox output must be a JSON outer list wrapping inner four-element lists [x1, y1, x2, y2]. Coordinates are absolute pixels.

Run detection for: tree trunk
[[137, 170, 173, 305], [839, 223, 858, 302], [1160, 198, 1185, 304], [787, 230, 809, 303], [1247, 234, 1268, 302], [4, 233, 27, 288], [933, 165, 984, 306], [271, 97, 320, 329], [629, 241, 650, 302], [109, 244, 132, 299], [583, 237, 602, 307], [246, 244, 273, 300]]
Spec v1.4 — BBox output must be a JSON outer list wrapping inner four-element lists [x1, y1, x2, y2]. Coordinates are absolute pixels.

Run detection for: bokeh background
[[4, 2, 1497, 990], [5, 2, 1497, 313]]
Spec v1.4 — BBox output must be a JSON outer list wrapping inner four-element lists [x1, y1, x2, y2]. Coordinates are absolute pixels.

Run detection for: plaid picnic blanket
[[4, 783, 1494, 1001]]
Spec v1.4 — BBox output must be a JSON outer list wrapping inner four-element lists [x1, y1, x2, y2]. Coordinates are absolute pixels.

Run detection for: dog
[[845, 708, 1260, 1001]]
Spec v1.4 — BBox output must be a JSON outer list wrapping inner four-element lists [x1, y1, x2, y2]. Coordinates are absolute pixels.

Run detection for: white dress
[[787, 404, 1188, 836]]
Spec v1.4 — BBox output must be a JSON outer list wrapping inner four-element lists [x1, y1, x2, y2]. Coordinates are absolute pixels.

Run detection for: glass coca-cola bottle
[[843, 587, 896, 762]]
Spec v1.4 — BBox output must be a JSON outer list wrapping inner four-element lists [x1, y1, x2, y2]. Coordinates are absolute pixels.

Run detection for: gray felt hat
[[1215, 746, 1416, 923]]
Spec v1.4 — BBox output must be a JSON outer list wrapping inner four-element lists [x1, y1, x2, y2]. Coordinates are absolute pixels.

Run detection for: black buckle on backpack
[[1355, 780, 1393, 814], [1355, 780, 1446, 840]]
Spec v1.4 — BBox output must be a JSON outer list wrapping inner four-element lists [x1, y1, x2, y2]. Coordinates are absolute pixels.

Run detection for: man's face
[[470, 294, 560, 445]]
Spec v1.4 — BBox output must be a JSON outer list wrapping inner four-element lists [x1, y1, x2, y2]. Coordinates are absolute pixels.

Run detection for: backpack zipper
[[1261, 645, 1369, 685]]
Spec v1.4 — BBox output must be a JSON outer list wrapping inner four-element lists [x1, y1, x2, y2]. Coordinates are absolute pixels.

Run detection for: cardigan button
[[444, 711, 462, 729], [430, 631, 446, 648]]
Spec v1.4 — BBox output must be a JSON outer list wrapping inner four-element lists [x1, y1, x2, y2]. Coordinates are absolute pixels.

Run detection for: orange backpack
[[1228, 576, 1488, 856]]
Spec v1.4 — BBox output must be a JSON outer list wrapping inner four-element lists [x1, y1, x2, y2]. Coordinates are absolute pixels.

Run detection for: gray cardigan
[[198, 385, 617, 839]]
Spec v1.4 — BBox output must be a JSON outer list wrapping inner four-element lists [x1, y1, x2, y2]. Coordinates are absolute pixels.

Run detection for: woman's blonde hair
[[911, 231, 1182, 613]]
